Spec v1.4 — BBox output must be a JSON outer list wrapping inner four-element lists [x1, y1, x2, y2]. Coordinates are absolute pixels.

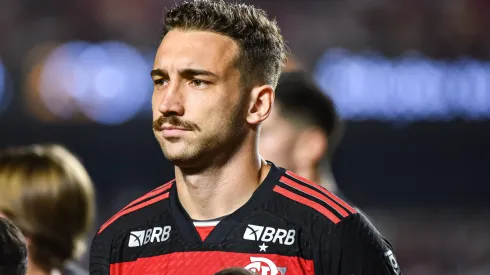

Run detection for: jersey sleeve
[[319, 213, 402, 275], [89, 229, 113, 275]]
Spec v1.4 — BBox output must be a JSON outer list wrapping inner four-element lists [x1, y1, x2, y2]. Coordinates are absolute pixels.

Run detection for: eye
[[153, 78, 167, 87], [189, 79, 210, 88]]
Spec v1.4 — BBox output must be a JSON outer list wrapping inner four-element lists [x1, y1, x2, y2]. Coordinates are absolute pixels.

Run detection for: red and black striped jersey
[[90, 163, 401, 275]]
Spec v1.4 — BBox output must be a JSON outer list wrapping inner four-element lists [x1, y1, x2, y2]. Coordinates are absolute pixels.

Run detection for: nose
[[157, 82, 185, 117]]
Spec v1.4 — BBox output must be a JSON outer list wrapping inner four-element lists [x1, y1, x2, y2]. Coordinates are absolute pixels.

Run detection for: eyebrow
[[150, 68, 218, 78], [150, 69, 165, 77]]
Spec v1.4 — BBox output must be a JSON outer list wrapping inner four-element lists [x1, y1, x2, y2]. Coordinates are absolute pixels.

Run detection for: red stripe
[[98, 192, 169, 234], [153, 179, 175, 191], [99, 181, 173, 232], [286, 171, 357, 214], [273, 185, 340, 224], [280, 176, 349, 217], [109, 251, 314, 275], [122, 180, 174, 211]]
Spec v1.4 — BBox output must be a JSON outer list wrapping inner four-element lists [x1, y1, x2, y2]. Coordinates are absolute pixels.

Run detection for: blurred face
[[152, 30, 247, 167], [259, 106, 299, 169]]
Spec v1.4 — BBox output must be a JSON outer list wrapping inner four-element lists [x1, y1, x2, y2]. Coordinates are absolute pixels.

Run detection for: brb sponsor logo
[[243, 224, 295, 245], [244, 257, 287, 275], [128, 226, 171, 247]]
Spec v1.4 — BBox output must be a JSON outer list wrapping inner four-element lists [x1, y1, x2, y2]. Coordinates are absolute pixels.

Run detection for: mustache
[[152, 116, 200, 131]]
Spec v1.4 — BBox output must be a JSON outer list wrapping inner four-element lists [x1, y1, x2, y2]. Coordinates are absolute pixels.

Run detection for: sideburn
[[231, 86, 251, 138], [219, 88, 251, 160]]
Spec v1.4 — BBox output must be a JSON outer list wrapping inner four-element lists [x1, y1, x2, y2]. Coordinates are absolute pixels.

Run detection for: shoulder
[[317, 212, 402, 274], [270, 169, 357, 226], [96, 179, 175, 237], [320, 211, 397, 262]]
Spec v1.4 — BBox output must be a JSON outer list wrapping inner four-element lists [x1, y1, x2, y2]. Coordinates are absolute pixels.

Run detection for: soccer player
[[259, 71, 344, 196], [0, 217, 28, 275], [90, 1, 402, 274], [0, 144, 95, 275]]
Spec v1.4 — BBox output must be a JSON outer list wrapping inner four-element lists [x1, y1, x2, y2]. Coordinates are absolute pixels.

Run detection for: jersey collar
[[169, 161, 283, 243]]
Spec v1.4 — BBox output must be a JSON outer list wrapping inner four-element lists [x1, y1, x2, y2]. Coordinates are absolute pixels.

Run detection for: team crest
[[244, 257, 287, 275]]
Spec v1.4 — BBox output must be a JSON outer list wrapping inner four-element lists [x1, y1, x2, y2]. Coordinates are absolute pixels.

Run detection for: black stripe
[[276, 181, 345, 221], [283, 173, 353, 215]]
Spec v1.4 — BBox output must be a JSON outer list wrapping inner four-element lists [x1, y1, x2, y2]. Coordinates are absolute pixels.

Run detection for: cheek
[[207, 96, 241, 124], [152, 90, 169, 121], [151, 92, 160, 114]]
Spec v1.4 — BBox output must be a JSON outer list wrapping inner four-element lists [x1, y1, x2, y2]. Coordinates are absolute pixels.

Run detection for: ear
[[292, 127, 328, 168], [246, 84, 274, 125]]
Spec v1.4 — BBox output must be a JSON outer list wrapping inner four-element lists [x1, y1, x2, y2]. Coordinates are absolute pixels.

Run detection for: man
[[259, 71, 343, 195], [90, 1, 401, 274], [0, 217, 28, 275]]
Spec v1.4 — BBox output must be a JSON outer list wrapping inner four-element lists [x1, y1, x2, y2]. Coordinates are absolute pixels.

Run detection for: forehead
[[154, 30, 239, 73]]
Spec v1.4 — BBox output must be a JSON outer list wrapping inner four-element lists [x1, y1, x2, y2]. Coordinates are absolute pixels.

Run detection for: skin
[[151, 30, 274, 220]]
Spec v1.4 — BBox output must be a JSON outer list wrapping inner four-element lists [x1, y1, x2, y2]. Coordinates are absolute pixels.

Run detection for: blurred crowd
[[2, 0, 490, 72]]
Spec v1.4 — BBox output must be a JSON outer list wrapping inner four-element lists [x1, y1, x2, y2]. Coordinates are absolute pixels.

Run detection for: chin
[[162, 147, 213, 171], [162, 146, 197, 164], [163, 152, 186, 163]]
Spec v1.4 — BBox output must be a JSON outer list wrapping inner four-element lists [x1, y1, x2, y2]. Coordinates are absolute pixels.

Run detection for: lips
[[158, 125, 190, 138], [160, 125, 188, 131]]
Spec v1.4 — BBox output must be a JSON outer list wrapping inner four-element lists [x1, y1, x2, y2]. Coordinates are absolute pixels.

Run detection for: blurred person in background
[[260, 71, 345, 196], [0, 217, 28, 275], [91, 1, 400, 274], [0, 144, 96, 275]]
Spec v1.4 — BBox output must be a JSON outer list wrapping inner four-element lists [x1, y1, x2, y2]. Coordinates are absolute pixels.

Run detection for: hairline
[[162, 27, 269, 89]]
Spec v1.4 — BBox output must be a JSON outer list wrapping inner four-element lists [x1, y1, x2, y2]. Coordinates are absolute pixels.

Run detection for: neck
[[174, 139, 270, 220]]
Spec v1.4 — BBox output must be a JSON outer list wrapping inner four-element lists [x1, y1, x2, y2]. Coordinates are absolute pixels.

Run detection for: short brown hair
[[0, 144, 95, 272], [162, 0, 288, 88], [0, 217, 27, 275]]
